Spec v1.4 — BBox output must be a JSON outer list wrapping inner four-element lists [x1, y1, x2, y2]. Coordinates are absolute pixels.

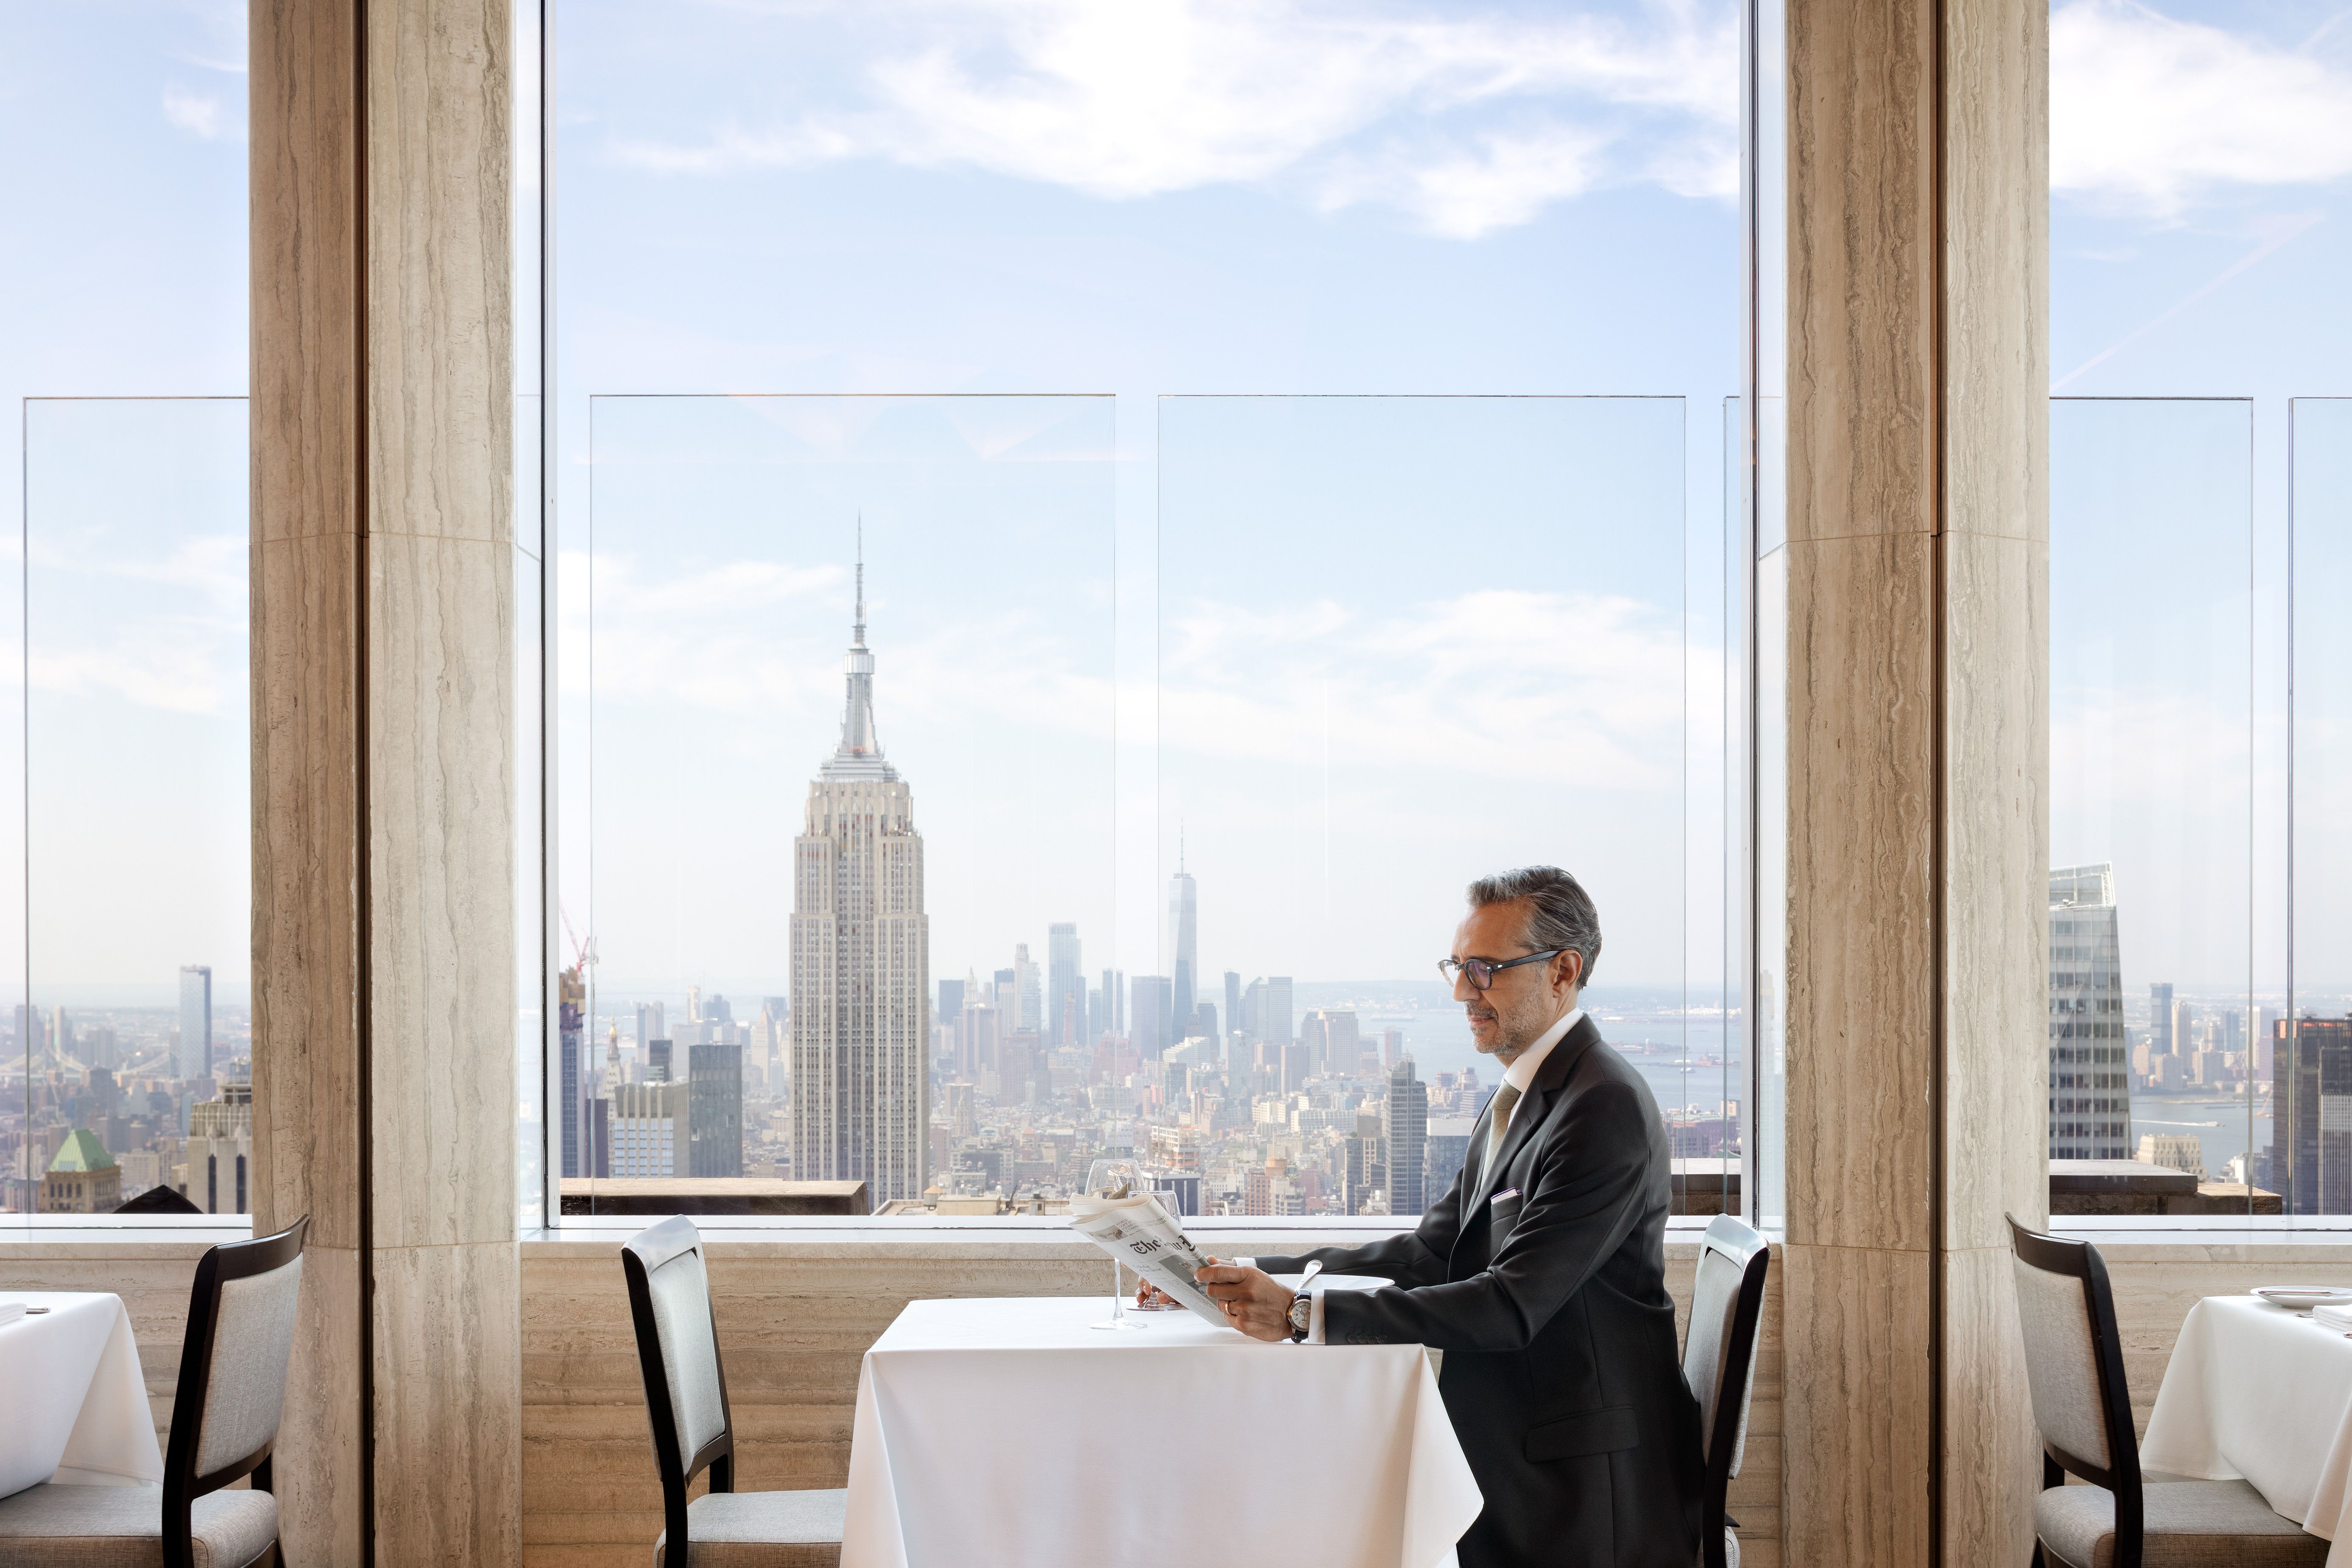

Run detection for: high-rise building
[[1047, 924, 1081, 1046], [1166, 864, 1198, 1036], [1265, 977, 1294, 1049], [689, 1042, 744, 1177], [1302, 1008, 1360, 1077], [2149, 982, 2175, 1057], [1223, 972, 1241, 1042], [559, 966, 586, 1178], [1425, 1116, 1475, 1200], [609, 1081, 689, 1177], [635, 1001, 665, 1053], [938, 978, 965, 1033], [1132, 975, 1175, 1058], [647, 1038, 673, 1083], [178, 965, 213, 1083], [1189, 1001, 1219, 1045], [789, 555, 930, 1206], [1386, 1057, 1428, 1216], [2048, 864, 2131, 1160], [2277, 1016, 2352, 1214], [183, 1082, 253, 1214], [1015, 944, 1041, 1033]]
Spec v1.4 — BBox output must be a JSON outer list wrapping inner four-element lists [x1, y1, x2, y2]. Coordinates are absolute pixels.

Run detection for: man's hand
[[1196, 1261, 1297, 1342]]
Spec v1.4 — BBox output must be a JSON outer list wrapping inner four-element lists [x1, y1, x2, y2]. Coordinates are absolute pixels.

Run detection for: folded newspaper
[[1068, 1192, 1232, 1329]]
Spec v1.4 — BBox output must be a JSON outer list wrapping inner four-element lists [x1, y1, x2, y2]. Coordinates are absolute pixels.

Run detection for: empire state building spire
[[822, 524, 897, 782]]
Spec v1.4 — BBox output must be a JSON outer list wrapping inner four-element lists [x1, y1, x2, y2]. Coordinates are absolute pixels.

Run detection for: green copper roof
[[48, 1128, 116, 1172]]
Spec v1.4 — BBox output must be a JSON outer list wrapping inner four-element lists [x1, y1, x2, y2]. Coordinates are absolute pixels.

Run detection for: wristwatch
[[1288, 1291, 1313, 1342]]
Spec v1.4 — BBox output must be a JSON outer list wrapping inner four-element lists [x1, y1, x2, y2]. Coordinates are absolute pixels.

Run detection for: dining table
[[841, 1293, 1483, 1568], [0, 1291, 166, 1499], [2141, 1293, 2352, 1563]]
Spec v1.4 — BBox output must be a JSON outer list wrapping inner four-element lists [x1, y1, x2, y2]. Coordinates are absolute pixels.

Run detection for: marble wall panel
[[1785, 0, 1936, 545], [251, 532, 364, 1254], [1784, 531, 1938, 1253], [250, 0, 358, 551], [1942, 0, 2050, 549], [1941, 1242, 2041, 1565], [363, 0, 511, 550], [374, 1241, 522, 1568], [1780, 1242, 1933, 1566], [365, 533, 515, 1252], [1943, 532, 2050, 1251]]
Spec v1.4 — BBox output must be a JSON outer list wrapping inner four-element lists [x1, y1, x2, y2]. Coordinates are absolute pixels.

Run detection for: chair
[[2008, 1214, 2324, 1568], [1681, 1214, 1770, 1568], [0, 1214, 309, 1568], [622, 1216, 847, 1566]]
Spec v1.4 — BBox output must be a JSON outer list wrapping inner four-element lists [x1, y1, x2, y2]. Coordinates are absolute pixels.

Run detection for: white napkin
[[0, 1300, 24, 1327], [2312, 1303, 2352, 1332]]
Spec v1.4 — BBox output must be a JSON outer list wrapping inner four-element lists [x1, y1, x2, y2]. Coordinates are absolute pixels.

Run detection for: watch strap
[[1288, 1292, 1312, 1341]]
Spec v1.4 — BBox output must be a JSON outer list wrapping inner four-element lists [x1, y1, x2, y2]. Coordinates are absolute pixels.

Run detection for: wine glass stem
[[1112, 1258, 1125, 1325]]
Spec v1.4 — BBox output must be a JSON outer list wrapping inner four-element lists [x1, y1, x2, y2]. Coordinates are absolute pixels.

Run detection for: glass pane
[[2293, 397, 2352, 1217], [2050, 398, 2253, 1211], [21, 397, 251, 1216], [1156, 394, 1700, 1219], [573, 394, 1115, 1211]]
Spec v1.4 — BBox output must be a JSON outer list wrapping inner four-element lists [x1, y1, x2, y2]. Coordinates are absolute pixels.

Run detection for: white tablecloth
[[843, 1296, 1482, 1568], [2142, 1295, 2352, 1562], [0, 1292, 165, 1497]]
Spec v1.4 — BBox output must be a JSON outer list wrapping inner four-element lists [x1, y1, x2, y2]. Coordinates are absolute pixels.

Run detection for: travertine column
[[1777, 0, 2047, 1560], [250, 2, 518, 1564]]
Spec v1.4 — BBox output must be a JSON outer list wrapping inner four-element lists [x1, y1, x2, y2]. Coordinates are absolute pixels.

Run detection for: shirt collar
[[1501, 1005, 1585, 1096]]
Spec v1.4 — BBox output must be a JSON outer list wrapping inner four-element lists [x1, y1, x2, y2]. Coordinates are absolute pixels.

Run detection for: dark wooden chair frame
[[1695, 1214, 1771, 1568], [161, 1213, 309, 1568], [2008, 1214, 2146, 1568], [622, 1216, 738, 1566]]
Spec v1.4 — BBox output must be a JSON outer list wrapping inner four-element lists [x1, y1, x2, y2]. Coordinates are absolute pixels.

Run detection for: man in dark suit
[[1198, 865, 1701, 1568]]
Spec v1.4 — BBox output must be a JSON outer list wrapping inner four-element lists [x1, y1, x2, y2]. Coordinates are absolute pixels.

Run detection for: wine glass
[[1086, 1157, 1144, 1330]]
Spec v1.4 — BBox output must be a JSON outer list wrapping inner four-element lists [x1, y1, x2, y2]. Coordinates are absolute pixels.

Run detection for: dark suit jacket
[[1252, 1015, 1700, 1568]]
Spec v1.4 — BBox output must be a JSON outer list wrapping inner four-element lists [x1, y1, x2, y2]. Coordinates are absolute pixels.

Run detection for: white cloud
[[162, 86, 237, 142], [2052, 0, 2352, 215], [611, 0, 1738, 237], [1160, 586, 1689, 785]]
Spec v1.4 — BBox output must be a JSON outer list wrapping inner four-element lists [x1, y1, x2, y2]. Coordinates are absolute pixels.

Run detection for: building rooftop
[[48, 1128, 116, 1173]]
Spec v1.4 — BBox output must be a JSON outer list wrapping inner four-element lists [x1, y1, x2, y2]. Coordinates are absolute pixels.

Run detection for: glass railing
[[570, 394, 1117, 1214], [11, 397, 250, 1220], [1155, 394, 1725, 1220]]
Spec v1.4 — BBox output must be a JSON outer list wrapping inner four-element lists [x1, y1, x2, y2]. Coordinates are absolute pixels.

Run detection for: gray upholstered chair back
[[645, 1242, 728, 1463], [193, 1252, 306, 1476], [1684, 1243, 1754, 1474], [2012, 1245, 2114, 1470]]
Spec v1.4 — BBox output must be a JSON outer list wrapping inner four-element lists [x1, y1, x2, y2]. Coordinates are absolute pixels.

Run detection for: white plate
[[2253, 1286, 2352, 1310], [1272, 1273, 1390, 1294]]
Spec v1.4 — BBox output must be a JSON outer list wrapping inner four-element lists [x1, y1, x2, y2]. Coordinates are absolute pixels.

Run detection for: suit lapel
[[1469, 1015, 1600, 1214]]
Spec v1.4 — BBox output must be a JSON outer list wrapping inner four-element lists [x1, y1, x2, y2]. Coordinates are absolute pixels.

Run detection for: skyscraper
[[1132, 975, 1174, 1058], [1166, 862, 1198, 1032], [2278, 1016, 2352, 1214], [1015, 943, 1041, 1033], [1048, 923, 1082, 1047], [2048, 864, 2130, 1160], [1386, 1057, 1428, 1216], [689, 1041, 744, 1177], [1223, 972, 1241, 1042], [559, 966, 586, 1178], [178, 966, 212, 1083], [1266, 976, 1294, 1049], [789, 552, 930, 1206], [2149, 982, 2174, 1058]]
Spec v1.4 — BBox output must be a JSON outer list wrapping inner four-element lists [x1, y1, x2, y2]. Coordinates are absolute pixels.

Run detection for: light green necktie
[[1486, 1082, 1523, 1171]]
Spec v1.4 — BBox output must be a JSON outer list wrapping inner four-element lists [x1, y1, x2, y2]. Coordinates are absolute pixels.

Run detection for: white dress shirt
[[1270, 1003, 1586, 1344]]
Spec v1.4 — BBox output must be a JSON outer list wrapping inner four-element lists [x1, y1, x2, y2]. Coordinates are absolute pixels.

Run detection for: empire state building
[[789, 559, 929, 1205]]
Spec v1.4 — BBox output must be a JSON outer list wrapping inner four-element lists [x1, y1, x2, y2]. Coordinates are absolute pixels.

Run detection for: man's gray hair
[[1466, 866, 1601, 987]]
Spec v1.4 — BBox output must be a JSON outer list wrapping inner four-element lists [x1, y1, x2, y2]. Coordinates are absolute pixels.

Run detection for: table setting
[[843, 1157, 1481, 1568], [2142, 1286, 2352, 1564], [0, 1291, 165, 1499]]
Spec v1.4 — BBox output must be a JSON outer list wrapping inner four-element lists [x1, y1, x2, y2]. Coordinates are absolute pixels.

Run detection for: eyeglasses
[[1438, 949, 1565, 991]]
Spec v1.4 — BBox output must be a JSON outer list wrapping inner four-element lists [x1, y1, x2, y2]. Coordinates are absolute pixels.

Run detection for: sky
[[0, 0, 2348, 1013]]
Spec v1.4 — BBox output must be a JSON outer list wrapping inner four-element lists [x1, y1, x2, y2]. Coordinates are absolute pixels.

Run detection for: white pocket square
[[1490, 1188, 1521, 1204]]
